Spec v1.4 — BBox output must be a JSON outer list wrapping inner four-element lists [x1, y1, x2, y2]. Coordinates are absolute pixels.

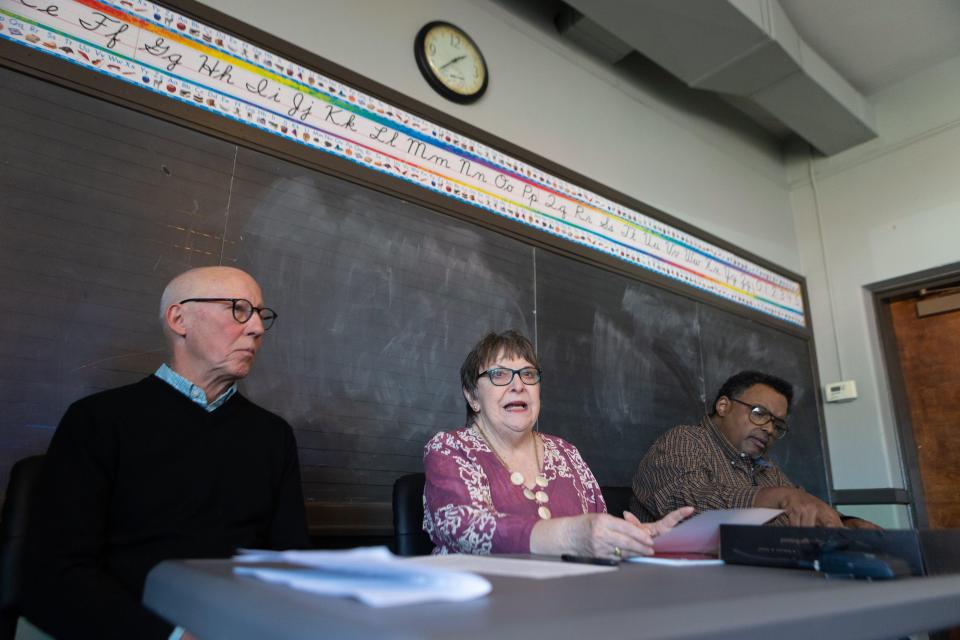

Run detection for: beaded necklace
[[474, 423, 552, 519]]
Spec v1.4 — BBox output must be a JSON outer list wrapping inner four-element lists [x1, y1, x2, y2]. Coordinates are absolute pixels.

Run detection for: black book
[[720, 525, 924, 578]]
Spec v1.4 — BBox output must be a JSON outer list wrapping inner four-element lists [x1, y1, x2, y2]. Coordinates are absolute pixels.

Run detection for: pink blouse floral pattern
[[423, 426, 606, 554]]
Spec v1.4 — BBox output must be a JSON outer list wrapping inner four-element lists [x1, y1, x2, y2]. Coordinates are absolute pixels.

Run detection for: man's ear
[[715, 396, 731, 417], [164, 304, 188, 338]]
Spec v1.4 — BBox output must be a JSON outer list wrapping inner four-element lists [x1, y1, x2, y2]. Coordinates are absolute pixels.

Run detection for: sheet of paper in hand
[[649, 508, 782, 555]]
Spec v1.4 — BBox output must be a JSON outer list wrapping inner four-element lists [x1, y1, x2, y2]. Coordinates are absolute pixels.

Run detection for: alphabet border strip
[[0, 0, 806, 326]]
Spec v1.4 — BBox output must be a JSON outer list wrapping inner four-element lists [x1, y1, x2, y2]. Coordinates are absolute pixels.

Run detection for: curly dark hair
[[459, 330, 539, 425], [710, 370, 793, 415]]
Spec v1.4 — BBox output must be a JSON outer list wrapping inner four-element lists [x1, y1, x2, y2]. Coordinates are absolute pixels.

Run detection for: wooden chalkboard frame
[[0, 0, 839, 534]]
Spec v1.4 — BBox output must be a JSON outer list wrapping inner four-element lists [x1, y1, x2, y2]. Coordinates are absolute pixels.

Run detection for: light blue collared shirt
[[154, 364, 237, 412]]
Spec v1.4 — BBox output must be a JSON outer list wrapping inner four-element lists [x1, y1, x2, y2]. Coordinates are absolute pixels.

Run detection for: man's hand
[[754, 487, 843, 527], [843, 516, 882, 530]]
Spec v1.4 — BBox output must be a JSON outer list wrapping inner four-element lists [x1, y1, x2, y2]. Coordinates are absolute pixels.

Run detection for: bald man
[[23, 267, 310, 640]]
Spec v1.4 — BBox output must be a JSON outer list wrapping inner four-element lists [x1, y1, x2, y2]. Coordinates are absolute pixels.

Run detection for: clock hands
[[439, 54, 466, 70]]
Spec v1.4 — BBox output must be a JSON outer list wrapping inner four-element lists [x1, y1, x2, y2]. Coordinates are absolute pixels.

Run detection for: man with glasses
[[24, 266, 309, 640], [631, 370, 876, 528]]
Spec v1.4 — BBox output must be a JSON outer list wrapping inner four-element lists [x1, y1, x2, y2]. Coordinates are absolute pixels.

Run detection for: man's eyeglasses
[[730, 398, 788, 439], [479, 367, 542, 386], [179, 298, 277, 331]]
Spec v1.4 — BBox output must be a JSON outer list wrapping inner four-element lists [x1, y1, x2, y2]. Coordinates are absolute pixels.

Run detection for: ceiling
[[780, 0, 960, 96], [551, 0, 960, 155]]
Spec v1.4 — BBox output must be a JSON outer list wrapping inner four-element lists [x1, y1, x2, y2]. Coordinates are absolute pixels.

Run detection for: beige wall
[[788, 54, 960, 527]]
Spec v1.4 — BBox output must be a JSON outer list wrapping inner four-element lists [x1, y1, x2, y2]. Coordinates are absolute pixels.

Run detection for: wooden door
[[889, 298, 960, 528]]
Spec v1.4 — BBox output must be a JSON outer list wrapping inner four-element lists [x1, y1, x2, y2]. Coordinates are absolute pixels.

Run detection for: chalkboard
[[699, 303, 827, 495], [537, 252, 829, 500], [0, 67, 829, 517], [227, 148, 535, 502]]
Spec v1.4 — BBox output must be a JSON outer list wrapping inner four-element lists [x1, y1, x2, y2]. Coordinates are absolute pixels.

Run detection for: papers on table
[[232, 547, 491, 607], [652, 508, 783, 554], [627, 554, 724, 567], [232, 510, 781, 604], [404, 553, 617, 579]]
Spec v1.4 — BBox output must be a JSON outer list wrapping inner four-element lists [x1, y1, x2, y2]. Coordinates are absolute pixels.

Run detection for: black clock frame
[[414, 21, 489, 104]]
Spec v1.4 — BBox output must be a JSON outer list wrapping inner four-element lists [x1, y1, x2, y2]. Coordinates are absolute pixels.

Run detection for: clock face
[[415, 22, 488, 103]]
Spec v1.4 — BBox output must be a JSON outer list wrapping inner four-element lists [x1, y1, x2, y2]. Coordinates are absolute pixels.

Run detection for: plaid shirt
[[631, 417, 794, 522]]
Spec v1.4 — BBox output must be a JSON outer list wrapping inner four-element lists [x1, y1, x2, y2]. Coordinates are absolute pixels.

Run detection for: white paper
[[652, 508, 783, 554], [403, 554, 617, 579], [626, 556, 725, 567], [232, 547, 491, 607]]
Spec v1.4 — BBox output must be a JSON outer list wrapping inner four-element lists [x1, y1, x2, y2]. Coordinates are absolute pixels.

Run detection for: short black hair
[[460, 330, 539, 425], [710, 370, 794, 415]]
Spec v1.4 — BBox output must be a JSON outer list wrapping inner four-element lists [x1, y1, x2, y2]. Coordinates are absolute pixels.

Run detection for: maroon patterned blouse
[[423, 426, 607, 554]]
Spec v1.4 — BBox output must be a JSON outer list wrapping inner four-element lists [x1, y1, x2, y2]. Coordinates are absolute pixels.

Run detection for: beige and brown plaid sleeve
[[631, 425, 760, 522]]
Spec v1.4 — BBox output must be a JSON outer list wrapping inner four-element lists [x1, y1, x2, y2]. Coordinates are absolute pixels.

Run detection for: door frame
[[868, 260, 960, 528]]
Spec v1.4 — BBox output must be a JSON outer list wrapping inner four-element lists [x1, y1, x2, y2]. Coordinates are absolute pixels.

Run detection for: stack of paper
[[627, 507, 782, 566], [233, 547, 491, 607]]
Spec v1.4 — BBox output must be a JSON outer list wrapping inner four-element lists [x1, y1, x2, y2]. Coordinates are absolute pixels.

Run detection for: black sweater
[[23, 375, 310, 639]]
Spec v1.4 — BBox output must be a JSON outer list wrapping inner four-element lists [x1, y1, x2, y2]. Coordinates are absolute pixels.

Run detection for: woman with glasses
[[423, 330, 692, 558]]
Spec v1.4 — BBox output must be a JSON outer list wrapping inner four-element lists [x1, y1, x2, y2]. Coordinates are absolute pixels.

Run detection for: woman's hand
[[622, 508, 694, 554], [532, 506, 693, 559], [579, 507, 693, 558]]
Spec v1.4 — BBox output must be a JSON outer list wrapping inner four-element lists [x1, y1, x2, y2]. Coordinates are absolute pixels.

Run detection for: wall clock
[[414, 21, 488, 104]]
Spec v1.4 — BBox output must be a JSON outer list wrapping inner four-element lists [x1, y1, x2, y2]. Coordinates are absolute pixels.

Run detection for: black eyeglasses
[[179, 298, 277, 331], [730, 398, 788, 439], [479, 367, 542, 386]]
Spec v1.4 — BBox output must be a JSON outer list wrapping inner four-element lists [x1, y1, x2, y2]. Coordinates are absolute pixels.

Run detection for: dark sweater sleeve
[[266, 420, 311, 550], [22, 401, 175, 640]]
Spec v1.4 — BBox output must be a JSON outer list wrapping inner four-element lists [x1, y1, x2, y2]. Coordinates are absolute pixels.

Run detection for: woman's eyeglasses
[[479, 367, 542, 386]]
